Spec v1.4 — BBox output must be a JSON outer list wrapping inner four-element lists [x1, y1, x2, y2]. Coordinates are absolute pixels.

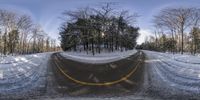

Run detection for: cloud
[[137, 29, 153, 45]]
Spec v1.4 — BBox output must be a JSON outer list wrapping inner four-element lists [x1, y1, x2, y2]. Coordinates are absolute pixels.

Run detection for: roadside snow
[[144, 50, 200, 96], [0, 54, 35, 64], [37, 96, 155, 100], [60, 50, 137, 64], [0, 52, 52, 95], [157, 52, 200, 64], [172, 54, 200, 64]]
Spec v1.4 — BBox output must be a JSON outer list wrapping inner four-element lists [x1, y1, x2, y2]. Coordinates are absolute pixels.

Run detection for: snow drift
[[60, 50, 138, 64]]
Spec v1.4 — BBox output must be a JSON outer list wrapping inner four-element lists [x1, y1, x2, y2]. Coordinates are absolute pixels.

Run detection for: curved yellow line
[[54, 55, 141, 86]]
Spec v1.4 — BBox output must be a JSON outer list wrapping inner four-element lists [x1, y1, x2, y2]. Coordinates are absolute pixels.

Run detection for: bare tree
[[0, 9, 59, 55], [0, 9, 17, 55], [17, 15, 33, 54], [153, 7, 195, 54], [189, 8, 200, 54]]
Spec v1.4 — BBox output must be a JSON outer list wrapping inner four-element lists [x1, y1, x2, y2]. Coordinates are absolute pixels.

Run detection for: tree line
[[59, 3, 139, 55], [137, 7, 200, 55], [0, 9, 58, 56]]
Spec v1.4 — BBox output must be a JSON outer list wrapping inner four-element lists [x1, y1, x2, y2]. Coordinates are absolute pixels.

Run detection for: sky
[[0, 0, 200, 45]]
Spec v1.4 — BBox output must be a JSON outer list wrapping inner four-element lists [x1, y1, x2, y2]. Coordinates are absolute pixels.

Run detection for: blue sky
[[0, 0, 200, 45]]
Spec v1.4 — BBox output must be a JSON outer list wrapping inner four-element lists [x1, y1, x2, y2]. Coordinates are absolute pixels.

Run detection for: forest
[[0, 9, 58, 56], [59, 3, 139, 55], [137, 7, 200, 55]]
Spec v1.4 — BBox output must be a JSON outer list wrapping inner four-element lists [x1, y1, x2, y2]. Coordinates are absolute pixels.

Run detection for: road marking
[[69, 87, 90, 96], [93, 76, 99, 82], [124, 79, 137, 85], [88, 74, 93, 79], [145, 59, 160, 63], [58, 86, 68, 89], [109, 63, 117, 69], [0, 70, 3, 79], [54, 54, 141, 86], [140, 51, 142, 55]]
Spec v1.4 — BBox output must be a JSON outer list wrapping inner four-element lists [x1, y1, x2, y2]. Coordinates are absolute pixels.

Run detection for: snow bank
[[144, 50, 200, 94], [161, 52, 200, 64], [144, 50, 200, 78], [0, 54, 38, 64], [60, 50, 138, 64], [172, 54, 200, 64]]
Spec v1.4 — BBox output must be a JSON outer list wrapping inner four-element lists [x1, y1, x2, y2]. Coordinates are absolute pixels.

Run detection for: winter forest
[[0, 9, 58, 56], [1, 1, 200, 100], [136, 7, 200, 55], [59, 3, 139, 55]]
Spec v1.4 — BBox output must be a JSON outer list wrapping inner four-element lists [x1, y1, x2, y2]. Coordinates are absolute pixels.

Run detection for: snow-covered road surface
[[60, 50, 137, 64], [143, 50, 200, 99], [0, 53, 52, 99]]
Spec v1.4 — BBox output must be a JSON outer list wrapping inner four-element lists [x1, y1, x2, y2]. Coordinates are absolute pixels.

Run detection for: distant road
[[50, 51, 145, 96]]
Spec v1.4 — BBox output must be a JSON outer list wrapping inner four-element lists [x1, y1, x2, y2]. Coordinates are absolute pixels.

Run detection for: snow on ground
[[173, 55, 200, 64], [0, 52, 52, 96], [144, 50, 200, 98], [0, 54, 41, 64], [37, 95, 155, 100], [60, 50, 137, 64], [152, 51, 200, 64]]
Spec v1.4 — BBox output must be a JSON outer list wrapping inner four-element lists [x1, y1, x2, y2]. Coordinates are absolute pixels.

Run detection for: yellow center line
[[54, 55, 141, 86]]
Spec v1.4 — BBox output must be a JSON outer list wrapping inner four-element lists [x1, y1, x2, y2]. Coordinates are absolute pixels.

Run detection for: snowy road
[[0, 53, 52, 99], [1, 50, 200, 100], [143, 50, 200, 100], [44, 50, 200, 100], [49, 51, 145, 97]]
